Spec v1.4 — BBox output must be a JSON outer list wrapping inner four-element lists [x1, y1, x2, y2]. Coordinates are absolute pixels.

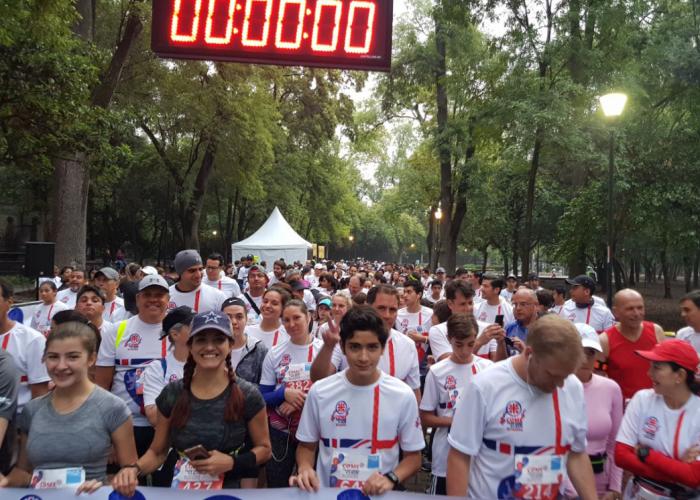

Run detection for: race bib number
[[31, 467, 85, 489], [283, 363, 312, 392], [329, 450, 381, 488], [513, 454, 566, 499], [171, 457, 223, 490]]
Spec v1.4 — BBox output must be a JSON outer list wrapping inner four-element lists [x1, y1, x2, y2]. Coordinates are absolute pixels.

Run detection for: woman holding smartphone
[[0, 321, 136, 494], [112, 311, 271, 495]]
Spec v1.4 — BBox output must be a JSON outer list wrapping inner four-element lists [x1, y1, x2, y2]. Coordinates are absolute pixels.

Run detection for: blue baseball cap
[[189, 311, 232, 339]]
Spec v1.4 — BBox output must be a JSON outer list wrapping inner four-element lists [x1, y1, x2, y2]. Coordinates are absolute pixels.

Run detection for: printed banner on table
[[1, 486, 448, 500]]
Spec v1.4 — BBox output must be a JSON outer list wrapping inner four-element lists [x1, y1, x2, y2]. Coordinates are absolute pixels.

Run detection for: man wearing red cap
[[615, 339, 700, 496], [599, 289, 666, 401]]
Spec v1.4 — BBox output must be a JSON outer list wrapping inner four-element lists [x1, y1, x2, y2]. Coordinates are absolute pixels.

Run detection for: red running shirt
[[606, 321, 657, 400]]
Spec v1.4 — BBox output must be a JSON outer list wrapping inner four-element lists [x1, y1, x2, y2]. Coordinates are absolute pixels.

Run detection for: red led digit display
[[152, 0, 392, 71]]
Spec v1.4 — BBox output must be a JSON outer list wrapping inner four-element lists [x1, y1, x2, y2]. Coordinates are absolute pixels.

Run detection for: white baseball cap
[[574, 323, 602, 352], [141, 266, 158, 276]]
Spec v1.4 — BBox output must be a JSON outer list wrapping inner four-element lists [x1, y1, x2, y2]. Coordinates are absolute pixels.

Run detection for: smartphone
[[495, 314, 504, 327], [184, 445, 209, 461], [503, 336, 514, 348]]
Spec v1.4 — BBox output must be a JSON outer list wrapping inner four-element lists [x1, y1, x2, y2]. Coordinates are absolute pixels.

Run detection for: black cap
[[528, 273, 539, 281], [565, 274, 596, 292], [161, 306, 195, 339]]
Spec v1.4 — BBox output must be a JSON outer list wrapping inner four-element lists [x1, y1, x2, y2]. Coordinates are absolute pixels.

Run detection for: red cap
[[636, 339, 700, 373]]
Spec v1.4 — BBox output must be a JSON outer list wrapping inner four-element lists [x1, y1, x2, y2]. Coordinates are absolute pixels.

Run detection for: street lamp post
[[599, 92, 627, 308]]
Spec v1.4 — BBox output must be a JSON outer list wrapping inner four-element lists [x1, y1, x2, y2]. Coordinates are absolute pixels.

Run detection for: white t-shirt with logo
[[447, 358, 587, 500], [241, 292, 264, 325], [561, 299, 615, 333], [296, 370, 425, 488], [475, 297, 514, 326], [0, 323, 50, 410], [30, 301, 69, 337], [97, 316, 166, 426], [56, 289, 78, 309], [260, 337, 324, 388], [616, 388, 700, 460], [143, 350, 185, 407], [203, 275, 241, 299], [168, 283, 226, 314], [103, 297, 128, 323], [429, 320, 493, 359], [246, 323, 289, 350], [396, 307, 433, 335], [676, 327, 700, 356], [331, 329, 421, 390], [420, 357, 494, 477]]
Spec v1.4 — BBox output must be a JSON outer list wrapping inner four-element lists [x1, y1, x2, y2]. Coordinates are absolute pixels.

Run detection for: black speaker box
[[24, 241, 55, 277]]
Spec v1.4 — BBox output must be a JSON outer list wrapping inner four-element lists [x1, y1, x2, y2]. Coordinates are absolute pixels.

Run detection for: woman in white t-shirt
[[245, 287, 289, 349], [259, 299, 322, 487], [142, 306, 193, 426], [615, 339, 700, 498], [30, 282, 68, 337]]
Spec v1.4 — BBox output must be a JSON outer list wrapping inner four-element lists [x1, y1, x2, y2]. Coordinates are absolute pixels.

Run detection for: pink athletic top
[[565, 373, 624, 496]]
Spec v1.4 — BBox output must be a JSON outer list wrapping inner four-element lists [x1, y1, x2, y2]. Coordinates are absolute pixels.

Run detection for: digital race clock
[[151, 0, 393, 71]]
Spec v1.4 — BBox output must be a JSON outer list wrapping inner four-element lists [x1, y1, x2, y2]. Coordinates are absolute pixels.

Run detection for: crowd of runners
[[0, 251, 699, 499]]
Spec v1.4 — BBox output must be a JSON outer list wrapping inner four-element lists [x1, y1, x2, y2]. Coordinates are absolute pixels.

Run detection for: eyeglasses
[[513, 302, 536, 307]]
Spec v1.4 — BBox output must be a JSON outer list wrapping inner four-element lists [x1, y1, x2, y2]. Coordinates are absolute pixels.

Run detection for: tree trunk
[[694, 250, 699, 288], [521, 126, 543, 278], [184, 140, 218, 250], [52, 6, 142, 267], [660, 248, 672, 299], [684, 257, 692, 293], [628, 259, 636, 287], [501, 248, 509, 276], [427, 209, 434, 270], [434, 6, 451, 272], [52, 153, 90, 267]]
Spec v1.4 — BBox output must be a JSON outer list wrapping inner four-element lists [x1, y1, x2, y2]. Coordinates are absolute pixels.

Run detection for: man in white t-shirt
[[94, 267, 128, 322], [268, 260, 286, 286], [561, 275, 614, 333], [0, 280, 49, 410], [446, 315, 597, 499], [168, 249, 226, 314], [429, 280, 503, 362], [420, 313, 493, 495], [241, 264, 268, 324], [311, 284, 421, 400], [475, 274, 514, 325], [677, 290, 700, 355], [236, 254, 253, 286], [423, 280, 444, 305], [500, 275, 518, 302], [75, 284, 113, 337], [396, 278, 433, 372], [96, 274, 170, 462], [56, 267, 86, 309], [202, 252, 241, 298], [292, 305, 425, 495], [469, 272, 485, 305]]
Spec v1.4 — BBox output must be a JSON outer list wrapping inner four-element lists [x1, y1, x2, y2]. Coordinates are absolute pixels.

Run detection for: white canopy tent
[[231, 207, 312, 265]]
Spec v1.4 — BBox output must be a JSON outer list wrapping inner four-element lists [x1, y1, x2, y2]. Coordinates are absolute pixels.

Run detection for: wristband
[[231, 451, 257, 476]]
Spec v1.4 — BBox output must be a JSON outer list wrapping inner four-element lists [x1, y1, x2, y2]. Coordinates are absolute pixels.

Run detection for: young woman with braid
[[259, 299, 323, 487], [112, 311, 271, 496]]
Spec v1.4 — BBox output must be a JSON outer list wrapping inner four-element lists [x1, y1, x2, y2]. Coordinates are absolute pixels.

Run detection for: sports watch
[[637, 446, 650, 463], [384, 471, 401, 488]]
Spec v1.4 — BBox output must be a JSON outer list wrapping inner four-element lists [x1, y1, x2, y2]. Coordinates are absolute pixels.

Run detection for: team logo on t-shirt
[[280, 354, 292, 366], [567, 313, 576, 321], [499, 400, 526, 432], [444, 375, 457, 391], [331, 400, 349, 426], [124, 333, 142, 350], [400, 319, 409, 331], [643, 416, 659, 440], [478, 312, 487, 321]]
